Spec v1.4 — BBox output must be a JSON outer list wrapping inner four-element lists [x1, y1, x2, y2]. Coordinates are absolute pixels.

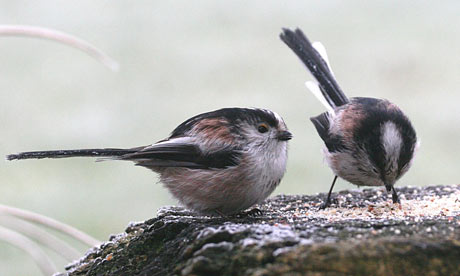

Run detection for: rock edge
[[57, 185, 460, 276]]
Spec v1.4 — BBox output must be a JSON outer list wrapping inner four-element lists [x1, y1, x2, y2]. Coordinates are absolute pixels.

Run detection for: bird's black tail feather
[[280, 27, 349, 108], [6, 148, 138, 161]]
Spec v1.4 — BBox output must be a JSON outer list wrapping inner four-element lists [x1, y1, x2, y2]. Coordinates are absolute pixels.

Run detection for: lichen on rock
[[57, 185, 460, 276]]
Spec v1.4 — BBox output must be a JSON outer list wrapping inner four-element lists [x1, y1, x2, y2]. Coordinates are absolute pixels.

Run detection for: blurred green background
[[1, 1, 459, 275]]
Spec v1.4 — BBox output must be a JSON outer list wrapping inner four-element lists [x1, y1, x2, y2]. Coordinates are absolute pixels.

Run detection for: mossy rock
[[57, 185, 460, 276]]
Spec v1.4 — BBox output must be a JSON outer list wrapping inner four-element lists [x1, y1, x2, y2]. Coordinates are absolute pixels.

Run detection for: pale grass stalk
[[0, 215, 81, 261], [0, 225, 57, 276], [0, 25, 119, 71], [0, 204, 100, 247]]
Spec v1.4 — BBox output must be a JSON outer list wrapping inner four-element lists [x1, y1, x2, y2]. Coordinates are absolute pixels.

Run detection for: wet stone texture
[[57, 185, 460, 276]]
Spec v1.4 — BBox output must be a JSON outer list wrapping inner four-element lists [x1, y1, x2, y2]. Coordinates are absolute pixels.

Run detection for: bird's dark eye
[[257, 123, 269, 133]]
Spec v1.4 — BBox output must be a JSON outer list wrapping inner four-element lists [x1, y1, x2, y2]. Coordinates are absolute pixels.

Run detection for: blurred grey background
[[1, 1, 459, 275]]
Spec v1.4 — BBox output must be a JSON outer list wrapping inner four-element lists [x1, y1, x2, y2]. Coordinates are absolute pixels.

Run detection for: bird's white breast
[[246, 141, 288, 204]]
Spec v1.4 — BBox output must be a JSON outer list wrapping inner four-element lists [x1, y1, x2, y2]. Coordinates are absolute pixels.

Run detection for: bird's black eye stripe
[[258, 124, 269, 133]]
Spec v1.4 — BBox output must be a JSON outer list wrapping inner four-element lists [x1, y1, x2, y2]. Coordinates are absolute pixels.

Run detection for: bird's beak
[[277, 130, 292, 141]]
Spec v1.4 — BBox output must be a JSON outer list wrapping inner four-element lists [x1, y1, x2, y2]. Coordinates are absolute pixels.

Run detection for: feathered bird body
[[280, 28, 417, 205], [8, 108, 291, 215], [312, 97, 416, 188]]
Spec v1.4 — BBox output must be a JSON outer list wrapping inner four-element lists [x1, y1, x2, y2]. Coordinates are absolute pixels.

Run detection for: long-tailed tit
[[7, 108, 292, 216], [280, 28, 417, 208]]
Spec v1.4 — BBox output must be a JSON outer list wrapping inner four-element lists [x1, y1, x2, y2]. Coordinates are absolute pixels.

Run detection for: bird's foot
[[234, 208, 263, 218], [319, 197, 339, 210], [392, 191, 401, 204], [390, 186, 401, 204], [319, 199, 331, 210]]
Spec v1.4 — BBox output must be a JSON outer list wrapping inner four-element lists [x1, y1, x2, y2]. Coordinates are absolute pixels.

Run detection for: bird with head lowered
[[280, 28, 418, 208]]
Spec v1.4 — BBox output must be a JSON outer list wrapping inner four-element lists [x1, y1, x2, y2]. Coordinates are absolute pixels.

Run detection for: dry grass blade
[[0, 204, 100, 247], [0, 225, 57, 276], [0, 215, 81, 261], [0, 25, 119, 71]]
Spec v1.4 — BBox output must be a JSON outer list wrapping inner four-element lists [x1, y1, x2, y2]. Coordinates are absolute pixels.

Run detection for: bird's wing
[[310, 113, 347, 153], [120, 137, 241, 169]]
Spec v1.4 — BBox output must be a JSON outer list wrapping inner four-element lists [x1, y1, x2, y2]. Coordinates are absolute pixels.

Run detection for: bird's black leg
[[214, 209, 228, 218], [391, 186, 400, 204], [320, 175, 338, 209]]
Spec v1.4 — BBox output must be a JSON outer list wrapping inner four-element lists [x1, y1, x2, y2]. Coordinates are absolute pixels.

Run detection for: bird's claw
[[235, 208, 263, 218]]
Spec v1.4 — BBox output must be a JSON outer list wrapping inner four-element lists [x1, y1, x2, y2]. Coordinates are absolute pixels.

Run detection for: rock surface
[[58, 185, 460, 276]]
